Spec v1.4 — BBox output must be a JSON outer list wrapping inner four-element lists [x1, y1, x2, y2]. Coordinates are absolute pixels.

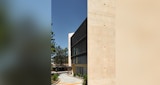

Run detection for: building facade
[[68, 33, 74, 67], [71, 18, 87, 75]]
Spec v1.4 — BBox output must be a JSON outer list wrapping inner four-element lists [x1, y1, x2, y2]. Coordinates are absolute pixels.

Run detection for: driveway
[[56, 73, 83, 85]]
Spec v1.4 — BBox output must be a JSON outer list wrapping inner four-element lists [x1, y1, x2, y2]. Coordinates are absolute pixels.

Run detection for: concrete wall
[[88, 0, 115, 85], [116, 0, 160, 85], [88, 0, 160, 85]]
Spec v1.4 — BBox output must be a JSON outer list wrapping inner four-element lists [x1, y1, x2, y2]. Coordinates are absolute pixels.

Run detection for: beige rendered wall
[[88, 0, 160, 85], [88, 0, 115, 85], [116, 0, 160, 85]]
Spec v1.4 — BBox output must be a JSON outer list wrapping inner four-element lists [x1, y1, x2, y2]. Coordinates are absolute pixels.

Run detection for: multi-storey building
[[70, 18, 87, 75]]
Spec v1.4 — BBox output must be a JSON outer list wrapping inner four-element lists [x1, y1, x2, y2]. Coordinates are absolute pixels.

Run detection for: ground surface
[[55, 73, 83, 85]]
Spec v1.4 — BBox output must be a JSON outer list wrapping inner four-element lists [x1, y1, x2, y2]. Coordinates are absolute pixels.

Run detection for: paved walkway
[[56, 73, 83, 85], [51, 71, 69, 74]]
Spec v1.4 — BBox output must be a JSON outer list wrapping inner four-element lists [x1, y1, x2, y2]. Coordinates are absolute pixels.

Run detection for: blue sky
[[9, 0, 51, 27], [52, 0, 87, 48], [9, 0, 87, 48]]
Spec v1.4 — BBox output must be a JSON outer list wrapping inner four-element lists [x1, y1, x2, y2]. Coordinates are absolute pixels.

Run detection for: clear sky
[[9, 0, 51, 27], [52, 0, 87, 48]]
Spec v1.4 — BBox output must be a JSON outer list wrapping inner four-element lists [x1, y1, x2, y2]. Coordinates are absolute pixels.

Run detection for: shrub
[[52, 73, 59, 81], [77, 73, 82, 77], [79, 73, 82, 77], [83, 75, 87, 85], [77, 73, 80, 77]]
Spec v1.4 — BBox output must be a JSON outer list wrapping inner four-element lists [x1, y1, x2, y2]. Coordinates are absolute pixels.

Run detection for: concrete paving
[[56, 73, 83, 85], [51, 71, 69, 74]]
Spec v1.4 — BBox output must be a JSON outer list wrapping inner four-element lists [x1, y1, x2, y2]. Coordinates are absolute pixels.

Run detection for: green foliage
[[83, 75, 87, 85], [52, 74, 59, 81], [51, 31, 68, 66], [77, 73, 82, 77], [53, 46, 68, 65], [51, 31, 55, 53], [74, 73, 87, 85]]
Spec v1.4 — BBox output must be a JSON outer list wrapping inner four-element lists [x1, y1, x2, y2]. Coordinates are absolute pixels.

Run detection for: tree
[[63, 47, 68, 64], [53, 46, 68, 65], [51, 31, 56, 54]]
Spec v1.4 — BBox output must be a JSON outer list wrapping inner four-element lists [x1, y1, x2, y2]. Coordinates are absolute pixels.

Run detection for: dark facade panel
[[71, 18, 87, 57], [71, 18, 87, 47], [71, 18, 87, 75], [71, 38, 87, 57]]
